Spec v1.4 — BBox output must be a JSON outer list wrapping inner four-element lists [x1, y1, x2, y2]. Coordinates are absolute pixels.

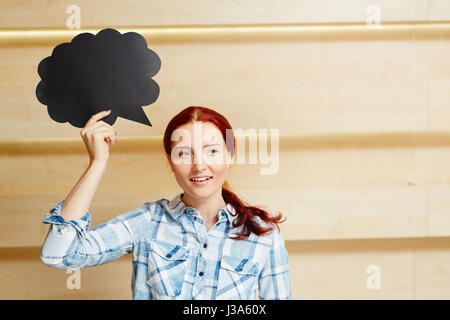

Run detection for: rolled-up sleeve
[[40, 200, 138, 269], [258, 229, 291, 300]]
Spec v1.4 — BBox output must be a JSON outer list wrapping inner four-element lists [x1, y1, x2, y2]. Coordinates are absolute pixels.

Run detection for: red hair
[[163, 106, 285, 240]]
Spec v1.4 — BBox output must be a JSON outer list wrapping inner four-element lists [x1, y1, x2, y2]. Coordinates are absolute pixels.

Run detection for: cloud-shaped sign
[[36, 28, 161, 128]]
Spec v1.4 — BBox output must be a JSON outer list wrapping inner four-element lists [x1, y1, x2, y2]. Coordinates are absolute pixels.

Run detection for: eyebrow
[[172, 143, 221, 151]]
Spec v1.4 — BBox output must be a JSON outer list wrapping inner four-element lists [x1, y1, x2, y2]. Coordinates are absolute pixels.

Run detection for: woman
[[40, 106, 291, 300]]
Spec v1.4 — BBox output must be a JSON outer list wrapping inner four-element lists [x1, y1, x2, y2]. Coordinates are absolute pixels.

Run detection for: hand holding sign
[[36, 28, 161, 128], [80, 110, 118, 164]]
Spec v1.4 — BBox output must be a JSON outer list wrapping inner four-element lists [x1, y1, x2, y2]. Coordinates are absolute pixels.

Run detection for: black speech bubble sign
[[36, 28, 161, 128]]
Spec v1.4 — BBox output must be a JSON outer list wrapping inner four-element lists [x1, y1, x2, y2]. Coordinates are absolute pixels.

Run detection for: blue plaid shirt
[[40, 193, 291, 300]]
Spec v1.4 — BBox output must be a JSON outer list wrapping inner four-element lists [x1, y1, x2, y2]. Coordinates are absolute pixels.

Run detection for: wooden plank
[[286, 238, 417, 299], [239, 186, 427, 240], [428, 185, 450, 237], [0, 192, 172, 247], [429, 77, 450, 131], [2, 238, 450, 299], [0, 0, 434, 28], [415, 237, 450, 299], [0, 247, 132, 299], [0, 185, 435, 246], [0, 135, 419, 196], [3, 22, 450, 47], [1, 38, 446, 138]]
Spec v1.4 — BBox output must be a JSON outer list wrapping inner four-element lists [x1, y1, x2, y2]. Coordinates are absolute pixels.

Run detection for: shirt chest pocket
[[216, 255, 260, 300], [146, 239, 190, 297]]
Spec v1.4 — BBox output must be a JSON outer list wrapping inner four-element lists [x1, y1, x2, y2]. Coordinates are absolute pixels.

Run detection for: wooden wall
[[1, 0, 450, 299]]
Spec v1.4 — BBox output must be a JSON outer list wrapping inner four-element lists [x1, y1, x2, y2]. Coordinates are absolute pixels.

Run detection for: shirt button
[[203, 243, 207, 249], [199, 271, 204, 276], [166, 254, 172, 258]]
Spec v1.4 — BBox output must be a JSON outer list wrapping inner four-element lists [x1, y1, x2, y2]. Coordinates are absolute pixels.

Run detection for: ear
[[166, 154, 174, 172]]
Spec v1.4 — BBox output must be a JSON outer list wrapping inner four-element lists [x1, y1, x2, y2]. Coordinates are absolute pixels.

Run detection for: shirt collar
[[163, 192, 237, 223]]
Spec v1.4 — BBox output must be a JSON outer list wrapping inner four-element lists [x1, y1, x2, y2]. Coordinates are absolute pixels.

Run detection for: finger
[[84, 120, 117, 138], [92, 128, 116, 146], [85, 110, 111, 128], [84, 121, 115, 138], [97, 120, 117, 136], [102, 134, 112, 146], [82, 120, 104, 136]]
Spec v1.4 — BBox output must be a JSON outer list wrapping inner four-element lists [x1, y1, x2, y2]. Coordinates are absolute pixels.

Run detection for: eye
[[178, 151, 190, 157], [207, 148, 219, 156]]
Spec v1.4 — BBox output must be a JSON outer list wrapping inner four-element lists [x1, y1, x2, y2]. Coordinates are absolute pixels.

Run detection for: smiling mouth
[[190, 176, 213, 182]]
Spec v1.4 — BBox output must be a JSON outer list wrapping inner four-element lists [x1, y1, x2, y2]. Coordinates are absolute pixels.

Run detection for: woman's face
[[167, 121, 231, 200]]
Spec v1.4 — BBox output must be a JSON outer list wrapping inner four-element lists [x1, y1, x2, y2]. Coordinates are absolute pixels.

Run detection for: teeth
[[191, 176, 211, 182]]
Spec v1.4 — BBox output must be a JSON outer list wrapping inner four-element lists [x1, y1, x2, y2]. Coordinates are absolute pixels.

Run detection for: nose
[[193, 151, 206, 168]]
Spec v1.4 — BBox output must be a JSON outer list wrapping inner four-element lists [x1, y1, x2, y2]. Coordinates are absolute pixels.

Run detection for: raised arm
[[59, 109, 116, 221], [40, 109, 134, 269]]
